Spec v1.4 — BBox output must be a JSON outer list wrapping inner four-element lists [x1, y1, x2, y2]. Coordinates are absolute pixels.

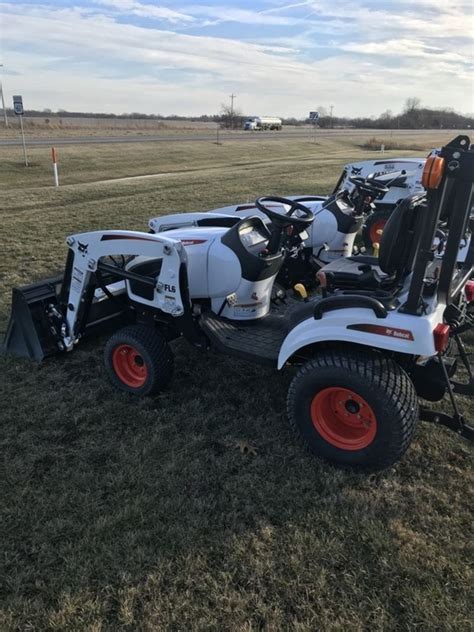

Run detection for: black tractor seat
[[321, 256, 393, 290], [319, 193, 426, 292]]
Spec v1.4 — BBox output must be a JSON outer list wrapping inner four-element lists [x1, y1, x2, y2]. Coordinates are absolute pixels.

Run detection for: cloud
[[94, 0, 195, 22], [261, 1, 313, 13], [182, 5, 303, 26], [296, 0, 472, 39], [340, 39, 470, 65], [0, 1, 472, 117]]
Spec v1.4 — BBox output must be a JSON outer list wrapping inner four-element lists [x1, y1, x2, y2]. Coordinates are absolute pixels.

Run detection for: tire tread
[[287, 348, 418, 470], [104, 324, 174, 395]]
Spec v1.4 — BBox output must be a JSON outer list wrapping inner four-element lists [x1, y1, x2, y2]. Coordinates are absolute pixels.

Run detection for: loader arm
[[62, 230, 187, 350]]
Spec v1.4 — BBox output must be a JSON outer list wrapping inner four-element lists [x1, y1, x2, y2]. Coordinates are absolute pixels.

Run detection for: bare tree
[[220, 103, 243, 129], [404, 97, 421, 113], [316, 105, 328, 117]]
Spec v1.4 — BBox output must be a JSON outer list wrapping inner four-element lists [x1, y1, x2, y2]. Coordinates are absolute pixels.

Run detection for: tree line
[[6, 98, 473, 130], [305, 99, 473, 130]]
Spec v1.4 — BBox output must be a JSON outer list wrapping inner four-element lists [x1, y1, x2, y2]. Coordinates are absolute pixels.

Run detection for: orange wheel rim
[[112, 344, 148, 388], [369, 219, 387, 246], [311, 387, 377, 450]]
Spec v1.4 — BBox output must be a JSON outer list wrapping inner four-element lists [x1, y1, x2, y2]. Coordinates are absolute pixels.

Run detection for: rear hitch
[[420, 408, 474, 442], [451, 378, 474, 397], [419, 349, 474, 442], [449, 331, 474, 396]]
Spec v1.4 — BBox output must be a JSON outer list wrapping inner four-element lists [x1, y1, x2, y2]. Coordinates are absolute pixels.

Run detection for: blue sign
[[13, 95, 24, 116]]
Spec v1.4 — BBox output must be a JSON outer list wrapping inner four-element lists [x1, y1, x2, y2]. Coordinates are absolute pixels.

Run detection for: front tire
[[287, 350, 418, 470], [362, 209, 392, 250], [104, 325, 174, 396]]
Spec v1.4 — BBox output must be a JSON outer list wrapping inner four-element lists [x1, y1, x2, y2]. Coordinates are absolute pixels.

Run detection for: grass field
[[1, 132, 473, 630], [0, 117, 220, 139]]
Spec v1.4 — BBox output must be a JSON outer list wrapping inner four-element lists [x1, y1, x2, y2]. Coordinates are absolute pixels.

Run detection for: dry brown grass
[[359, 136, 429, 152], [0, 116, 219, 136]]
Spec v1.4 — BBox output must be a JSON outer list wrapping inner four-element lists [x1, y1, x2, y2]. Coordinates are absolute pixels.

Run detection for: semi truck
[[244, 116, 282, 131]]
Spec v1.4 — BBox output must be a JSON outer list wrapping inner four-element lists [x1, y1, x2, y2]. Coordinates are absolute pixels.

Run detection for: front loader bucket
[[1, 276, 64, 361]]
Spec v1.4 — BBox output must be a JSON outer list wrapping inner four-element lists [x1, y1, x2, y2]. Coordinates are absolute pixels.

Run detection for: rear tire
[[104, 324, 174, 396], [287, 349, 418, 470]]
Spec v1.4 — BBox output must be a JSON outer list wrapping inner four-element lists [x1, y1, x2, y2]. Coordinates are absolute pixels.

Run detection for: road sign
[[13, 95, 24, 116], [309, 111, 319, 120], [12, 95, 28, 165]]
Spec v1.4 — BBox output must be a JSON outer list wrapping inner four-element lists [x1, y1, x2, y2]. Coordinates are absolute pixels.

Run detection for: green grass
[[1, 133, 473, 631]]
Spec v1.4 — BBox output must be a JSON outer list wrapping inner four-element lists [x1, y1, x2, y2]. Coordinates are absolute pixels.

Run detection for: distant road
[[0, 128, 462, 147]]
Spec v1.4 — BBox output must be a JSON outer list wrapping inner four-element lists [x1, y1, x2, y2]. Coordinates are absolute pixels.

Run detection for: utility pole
[[0, 64, 8, 127], [229, 93, 236, 129], [330, 104, 334, 129]]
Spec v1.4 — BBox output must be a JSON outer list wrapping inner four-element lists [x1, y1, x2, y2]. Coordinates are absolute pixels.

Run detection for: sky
[[0, 0, 473, 118]]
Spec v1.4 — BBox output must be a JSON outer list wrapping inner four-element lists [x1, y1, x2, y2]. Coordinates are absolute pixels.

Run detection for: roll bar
[[400, 136, 473, 315]]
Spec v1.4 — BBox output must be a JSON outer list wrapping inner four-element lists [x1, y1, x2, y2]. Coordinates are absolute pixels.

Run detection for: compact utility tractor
[[2, 136, 474, 471], [334, 154, 473, 250], [335, 157, 426, 249], [205, 157, 428, 252], [149, 173, 392, 291], [149, 164, 471, 291]]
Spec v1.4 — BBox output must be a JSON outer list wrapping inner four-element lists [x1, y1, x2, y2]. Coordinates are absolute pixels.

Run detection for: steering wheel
[[255, 196, 315, 229], [292, 196, 327, 203], [255, 196, 315, 255], [349, 176, 389, 197]]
